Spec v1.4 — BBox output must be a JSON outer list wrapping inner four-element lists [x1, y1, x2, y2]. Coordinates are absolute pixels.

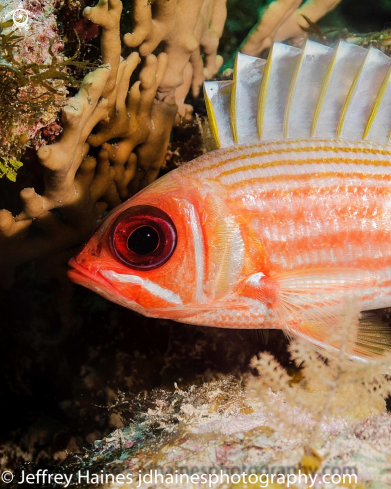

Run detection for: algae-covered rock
[[34, 377, 391, 489], [25, 324, 391, 489]]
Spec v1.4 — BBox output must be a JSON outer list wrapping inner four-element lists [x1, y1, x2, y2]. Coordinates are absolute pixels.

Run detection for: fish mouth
[[68, 259, 162, 315], [68, 258, 122, 300], [68, 259, 147, 313]]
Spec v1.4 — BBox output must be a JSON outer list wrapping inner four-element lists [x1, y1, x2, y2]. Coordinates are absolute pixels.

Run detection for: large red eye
[[109, 205, 177, 270]]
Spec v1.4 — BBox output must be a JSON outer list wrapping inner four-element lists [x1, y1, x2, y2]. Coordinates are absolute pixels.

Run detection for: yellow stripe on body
[[226, 170, 391, 193], [185, 139, 391, 176], [218, 156, 391, 178], [189, 147, 391, 185], [215, 160, 391, 193]]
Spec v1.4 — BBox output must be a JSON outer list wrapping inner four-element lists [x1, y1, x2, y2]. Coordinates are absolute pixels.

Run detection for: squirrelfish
[[69, 40, 391, 360]]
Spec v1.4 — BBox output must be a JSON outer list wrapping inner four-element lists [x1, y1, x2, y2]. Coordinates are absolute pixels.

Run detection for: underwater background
[[2, 0, 391, 486]]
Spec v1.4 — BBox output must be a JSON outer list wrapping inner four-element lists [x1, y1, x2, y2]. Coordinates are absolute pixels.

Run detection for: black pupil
[[127, 226, 159, 255]]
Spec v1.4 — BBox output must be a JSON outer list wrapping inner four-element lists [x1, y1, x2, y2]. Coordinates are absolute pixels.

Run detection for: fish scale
[[69, 40, 391, 361]]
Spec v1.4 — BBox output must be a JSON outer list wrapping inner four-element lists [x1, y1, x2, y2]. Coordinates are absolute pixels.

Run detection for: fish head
[[67, 172, 216, 319]]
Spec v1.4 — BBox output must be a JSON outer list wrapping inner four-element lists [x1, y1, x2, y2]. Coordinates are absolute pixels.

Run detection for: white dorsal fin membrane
[[284, 40, 333, 139], [204, 81, 234, 148], [364, 63, 391, 143], [231, 53, 266, 144], [312, 40, 367, 138], [204, 40, 391, 148], [258, 43, 301, 141], [338, 46, 391, 141]]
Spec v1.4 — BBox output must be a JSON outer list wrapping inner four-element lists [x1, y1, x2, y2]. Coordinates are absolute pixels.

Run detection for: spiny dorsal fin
[[312, 40, 367, 138], [204, 80, 234, 148], [339, 45, 391, 141], [231, 53, 266, 144], [204, 39, 391, 148], [364, 59, 391, 142], [257, 43, 301, 141], [284, 40, 333, 139]]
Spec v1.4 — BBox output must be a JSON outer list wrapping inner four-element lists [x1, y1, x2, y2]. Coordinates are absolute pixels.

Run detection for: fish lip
[[67, 257, 120, 297], [68, 258, 147, 314]]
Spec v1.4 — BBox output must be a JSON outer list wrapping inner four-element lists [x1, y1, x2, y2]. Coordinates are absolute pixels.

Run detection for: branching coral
[[0, 0, 170, 281], [124, 0, 227, 119], [0, 0, 228, 282], [240, 0, 342, 56]]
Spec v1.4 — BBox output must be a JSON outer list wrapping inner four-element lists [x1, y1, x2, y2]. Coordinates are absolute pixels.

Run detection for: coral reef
[[240, 0, 343, 56], [0, 0, 168, 283], [57, 383, 390, 489], [124, 0, 227, 119], [0, 0, 67, 166], [0, 0, 227, 284]]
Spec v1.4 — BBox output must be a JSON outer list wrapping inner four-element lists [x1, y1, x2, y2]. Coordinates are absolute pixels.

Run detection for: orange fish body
[[69, 40, 391, 359]]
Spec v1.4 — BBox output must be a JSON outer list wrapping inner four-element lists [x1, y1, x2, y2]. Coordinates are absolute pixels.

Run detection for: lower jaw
[[67, 258, 136, 307]]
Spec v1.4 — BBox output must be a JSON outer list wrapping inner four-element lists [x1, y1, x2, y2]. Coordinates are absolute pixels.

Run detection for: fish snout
[[67, 236, 111, 287]]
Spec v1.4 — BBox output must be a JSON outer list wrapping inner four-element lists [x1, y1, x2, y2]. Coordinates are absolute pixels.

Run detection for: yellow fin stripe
[[364, 64, 391, 140], [311, 42, 338, 137], [257, 44, 274, 140], [337, 48, 368, 138], [203, 84, 221, 149], [230, 54, 239, 144], [283, 45, 305, 139]]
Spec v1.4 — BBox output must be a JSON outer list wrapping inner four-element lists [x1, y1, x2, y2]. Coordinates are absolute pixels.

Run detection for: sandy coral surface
[[36, 374, 391, 489]]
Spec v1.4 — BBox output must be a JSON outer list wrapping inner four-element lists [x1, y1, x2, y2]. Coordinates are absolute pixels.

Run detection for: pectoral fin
[[244, 268, 391, 360]]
